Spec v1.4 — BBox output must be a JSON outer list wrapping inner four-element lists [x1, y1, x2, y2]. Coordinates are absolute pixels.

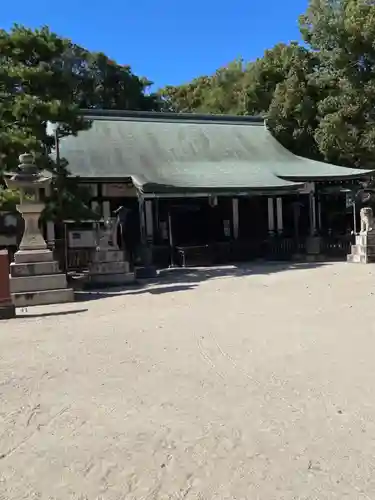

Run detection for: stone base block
[[356, 233, 375, 247], [93, 249, 125, 263], [14, 249, 53, 264], [350, 244, 361, 256], [291, 253, 305, 262], [87, 272, 135, 288], [10, 260, 60, 277], [0, 303, 16, 320], [347, 253, 375, 264], [305, 254, 326, 263], [135, 265, 158, 279], [306, 236, 322, 255], [89, 261, 130, 275], [10, 273, 68, 294], [12, 288, 74, 308], [347, 236, 375, 263]]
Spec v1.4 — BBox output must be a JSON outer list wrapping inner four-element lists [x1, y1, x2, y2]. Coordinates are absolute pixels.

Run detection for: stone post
[[46, 221, 55, 249]]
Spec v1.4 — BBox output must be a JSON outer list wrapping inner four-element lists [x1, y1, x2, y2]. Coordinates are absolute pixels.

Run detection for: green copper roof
[[58, 110, 374, 193]]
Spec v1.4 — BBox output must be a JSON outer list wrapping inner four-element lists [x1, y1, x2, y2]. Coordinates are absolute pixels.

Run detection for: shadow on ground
[[156, 261, 328, 285], [75, 261, 329, 302], [16, 308, 88, 319], [75, 284, 196, 302]]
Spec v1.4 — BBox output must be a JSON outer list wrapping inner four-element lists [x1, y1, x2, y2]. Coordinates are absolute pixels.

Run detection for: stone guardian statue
[[360, 207, 374, 234]]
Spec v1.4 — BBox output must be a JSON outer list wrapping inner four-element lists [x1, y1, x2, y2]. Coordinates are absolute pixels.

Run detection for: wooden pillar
[[168, 211, 175, 267], [155, 198, 160, 234], [276, 197, 283, 234], [232, 198, 239, 240], [317, 196, 322, 233], [309, 193, 317, 236], [267, 198, 275, 235], [145, 200, 154, 243], [138, 196, 146, 245], [353, 200, 357, 235]]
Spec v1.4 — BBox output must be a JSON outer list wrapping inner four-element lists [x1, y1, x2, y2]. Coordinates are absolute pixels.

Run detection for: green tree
[[0, 24, 158, 217], [266, 48, 322, 159], [158, 60, 246, 114], [158, 44, 322, 157], [158, 75, 213, 113], [300, 0, 375, 167], [0, 25, 88, 173]]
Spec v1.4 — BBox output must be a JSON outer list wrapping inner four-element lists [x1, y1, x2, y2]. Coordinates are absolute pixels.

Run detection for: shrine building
[[54, 109, 374, 267]]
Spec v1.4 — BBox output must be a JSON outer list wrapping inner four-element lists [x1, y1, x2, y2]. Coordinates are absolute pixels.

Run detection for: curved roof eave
[[277, 169, 375, 183], [135, 179, 304, 195]]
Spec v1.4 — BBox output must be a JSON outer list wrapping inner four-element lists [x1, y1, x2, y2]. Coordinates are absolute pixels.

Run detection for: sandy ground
[[2, 262, 375, 499]]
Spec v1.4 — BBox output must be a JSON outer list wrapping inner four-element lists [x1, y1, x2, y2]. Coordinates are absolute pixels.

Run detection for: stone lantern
[[4, 153, 74, 307], [5, 153, 52, 256]]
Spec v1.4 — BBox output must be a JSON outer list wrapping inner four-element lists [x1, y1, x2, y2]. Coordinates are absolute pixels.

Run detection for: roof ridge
[[80, 109, 265, 125]]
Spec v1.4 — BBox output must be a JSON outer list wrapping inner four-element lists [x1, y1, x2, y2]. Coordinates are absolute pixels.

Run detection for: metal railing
[[52, 239, 94, 273], [1, 234, 352, 273], [321, 235, 352, 258]]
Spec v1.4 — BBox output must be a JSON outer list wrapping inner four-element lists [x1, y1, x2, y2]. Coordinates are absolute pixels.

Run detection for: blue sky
[[2, 0, 308, 90]]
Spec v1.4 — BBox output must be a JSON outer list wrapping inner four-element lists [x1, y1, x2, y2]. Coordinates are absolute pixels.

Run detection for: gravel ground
[[1, 262, 375, 499]]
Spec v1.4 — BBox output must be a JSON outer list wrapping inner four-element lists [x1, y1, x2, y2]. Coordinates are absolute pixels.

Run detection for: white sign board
[[102, 183, 137, 197]]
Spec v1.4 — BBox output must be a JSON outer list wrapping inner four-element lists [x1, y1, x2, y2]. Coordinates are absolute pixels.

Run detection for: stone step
[[92, 249, 125, 263], [14, 249, 54, 264], [10, 260, 61, 277], [10, 273, 68, 294], [12, 288, 74, 308]]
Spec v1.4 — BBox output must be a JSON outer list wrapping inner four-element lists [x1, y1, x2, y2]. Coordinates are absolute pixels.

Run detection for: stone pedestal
[[134, 244, 157, 279], [87, 248, 135, 287], [87, 218, 135, 288], [0, 250, 15, 319], [347, 232, 375, 263], [10, 248, 74, 307], [305, 236, 324, 262]]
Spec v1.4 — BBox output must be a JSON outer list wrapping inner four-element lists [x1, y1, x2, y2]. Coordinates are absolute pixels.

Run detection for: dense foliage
[[0, 25, 158, 216], [159, 0, 375, 168]]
